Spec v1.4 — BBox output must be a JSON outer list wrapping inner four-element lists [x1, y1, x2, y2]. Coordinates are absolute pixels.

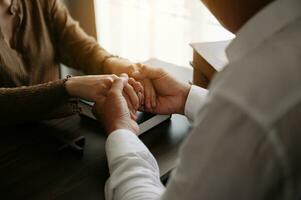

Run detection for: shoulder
[[210, 20, 301, 128]]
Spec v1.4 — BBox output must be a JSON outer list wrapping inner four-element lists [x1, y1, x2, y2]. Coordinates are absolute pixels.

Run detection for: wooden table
[[0, 58, 192, 200], [0, 114, 190, 200]]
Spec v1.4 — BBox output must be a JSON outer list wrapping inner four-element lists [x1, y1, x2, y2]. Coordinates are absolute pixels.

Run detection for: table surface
[[0, 113, 190, 200], [1, 58, 192, 200]]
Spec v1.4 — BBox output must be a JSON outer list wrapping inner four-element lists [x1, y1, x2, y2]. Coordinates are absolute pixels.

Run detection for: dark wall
[[62, 0, 97, 39]]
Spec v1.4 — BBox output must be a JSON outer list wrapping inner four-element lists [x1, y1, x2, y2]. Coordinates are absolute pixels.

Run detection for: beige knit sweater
[[0, 0, 110, 124]]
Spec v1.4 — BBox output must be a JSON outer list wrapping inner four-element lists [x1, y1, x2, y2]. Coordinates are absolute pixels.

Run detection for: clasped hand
[[65, 74, 143, 128], [66, 64, 191, 135], [92, 74, 142, 134], [92, 65, 191, 135]]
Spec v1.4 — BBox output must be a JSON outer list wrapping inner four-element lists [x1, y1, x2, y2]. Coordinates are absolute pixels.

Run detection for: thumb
[[110, 73, 129, 94], [132, 65, 165, 80]]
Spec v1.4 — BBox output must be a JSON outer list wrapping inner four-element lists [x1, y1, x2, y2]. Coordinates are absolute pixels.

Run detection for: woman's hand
[[92, 74, 140, 135], [65, 75, 117, 102], [65, 75, 144, 113], [104, 59, 157, 110]]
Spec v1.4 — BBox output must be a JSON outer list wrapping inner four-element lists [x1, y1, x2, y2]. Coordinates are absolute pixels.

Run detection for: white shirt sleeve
[[105, 129, 165, 200], [184, 85, 208, 121], [105, 85, 208, 200]]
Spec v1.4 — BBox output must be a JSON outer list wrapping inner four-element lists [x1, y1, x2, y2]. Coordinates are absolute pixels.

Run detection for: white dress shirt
[[105, 0, 301, 199]]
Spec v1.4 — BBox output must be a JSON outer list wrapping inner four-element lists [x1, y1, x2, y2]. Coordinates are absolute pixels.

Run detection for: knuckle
[[111, 74, 118, 79], [101, 83, 109, 89], [108, 90, 119, 97], [129, 63, 135, 68], [115, 77, 123, 83], [105, 77, 114, 83], [137, 81, 143, 88]]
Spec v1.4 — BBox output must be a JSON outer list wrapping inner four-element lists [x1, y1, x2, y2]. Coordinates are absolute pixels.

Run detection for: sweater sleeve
[[0, 79, 79, 125], [48, 0, 110, 75]]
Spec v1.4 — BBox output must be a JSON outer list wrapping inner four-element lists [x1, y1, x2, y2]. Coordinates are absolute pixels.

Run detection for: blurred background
[[63, 0, 234, 67]]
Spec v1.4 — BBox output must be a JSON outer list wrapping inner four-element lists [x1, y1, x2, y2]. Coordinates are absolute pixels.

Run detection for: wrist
[[106, 120, 139, 136], [107, 127, 136, 136], [65, 76, 77, 97], [102, 56, 120, 74], [178, 83, 191, 115]]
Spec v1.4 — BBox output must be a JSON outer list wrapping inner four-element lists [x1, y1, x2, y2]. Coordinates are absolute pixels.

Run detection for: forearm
[[105, 130, 165, 200], [50, 0, 111, 75], [0, 80, 78, 124], [57, 29, 111, 75]]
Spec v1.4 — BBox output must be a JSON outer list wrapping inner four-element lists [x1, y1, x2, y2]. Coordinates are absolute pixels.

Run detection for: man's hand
[[103, 59, 157, 110], [92, 74, 140, 135], [133, 65, 191, 115]]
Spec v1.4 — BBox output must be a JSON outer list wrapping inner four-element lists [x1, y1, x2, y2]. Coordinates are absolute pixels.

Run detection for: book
[[79, 99, 170, 135]]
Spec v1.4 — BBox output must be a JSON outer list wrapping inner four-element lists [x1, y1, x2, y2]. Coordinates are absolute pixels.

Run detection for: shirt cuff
[[184, 85, 208, 121], [105, 129, 149, 165]]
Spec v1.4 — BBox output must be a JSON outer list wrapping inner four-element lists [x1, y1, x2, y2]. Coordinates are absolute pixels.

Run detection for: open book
[[79, 100, 170, 135]]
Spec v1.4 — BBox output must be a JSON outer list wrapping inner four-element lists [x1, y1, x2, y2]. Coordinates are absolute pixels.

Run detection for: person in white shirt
[[92, 0, 301, 199]]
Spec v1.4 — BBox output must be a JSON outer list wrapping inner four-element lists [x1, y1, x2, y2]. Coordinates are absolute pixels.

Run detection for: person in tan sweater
[[0, 0, 151, 124]]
